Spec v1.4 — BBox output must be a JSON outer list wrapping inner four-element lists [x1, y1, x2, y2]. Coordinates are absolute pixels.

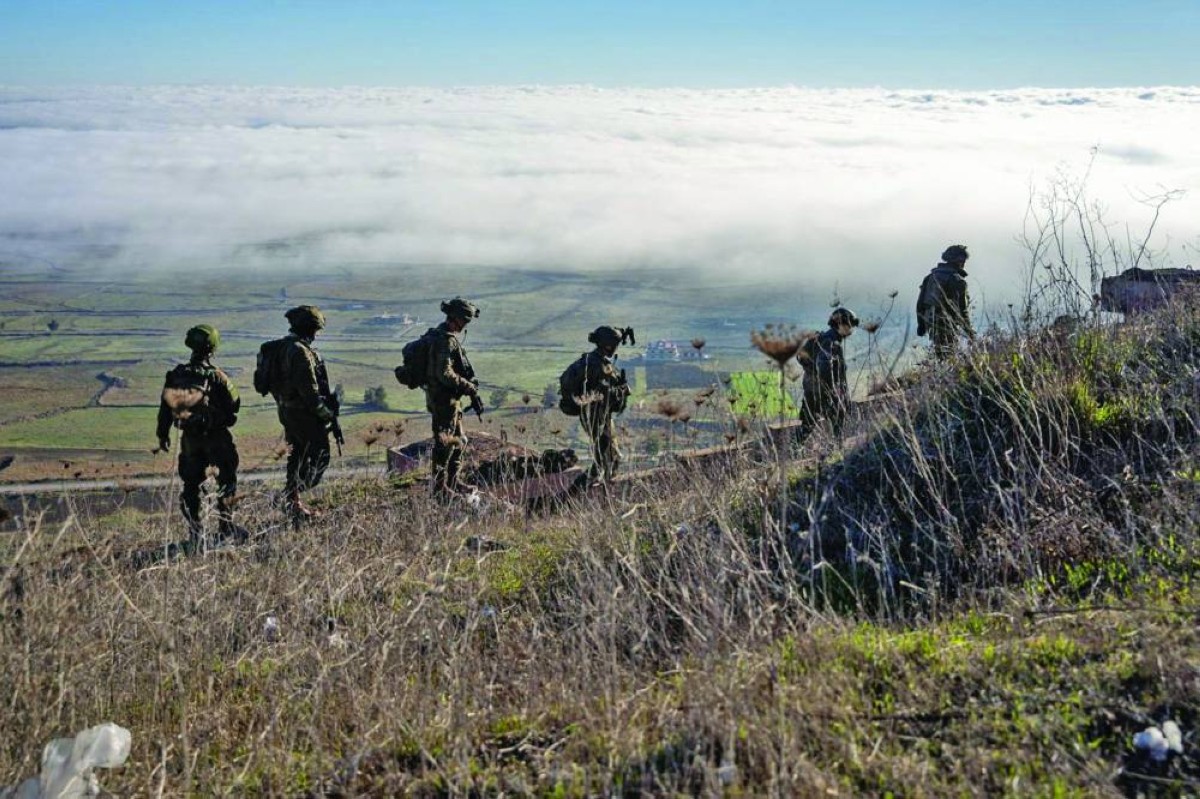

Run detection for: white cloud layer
[[1, 85, 1198, 301]]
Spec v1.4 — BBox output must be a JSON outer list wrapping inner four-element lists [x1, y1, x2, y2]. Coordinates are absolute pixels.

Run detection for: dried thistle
[[863, 319, 882, 334], [576, 391, 604, 407], [162, 387, 204, 420], [751, 325, 806, 365], [655, 397, 684, 420], [521, 393, 531, 405], [690, 337, 706, 350], [272, 443, 289, 461], [362, 432, 380, 448]]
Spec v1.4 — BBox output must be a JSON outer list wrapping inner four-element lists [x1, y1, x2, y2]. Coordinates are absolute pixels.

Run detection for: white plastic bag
[[1, 723, 131, 799]]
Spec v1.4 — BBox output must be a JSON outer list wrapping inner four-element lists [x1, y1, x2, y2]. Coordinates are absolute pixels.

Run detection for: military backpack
[[393, 328, 440, 390], [557, 355, 588, 416], [162, 365, 214, 431], [915, 274, 934, 338], [253, 337, 292, 397]]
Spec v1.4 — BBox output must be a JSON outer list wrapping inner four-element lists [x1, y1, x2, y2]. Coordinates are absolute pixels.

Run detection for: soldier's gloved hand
[[314, 403, 336, 423], [158, 438, 170, 453]]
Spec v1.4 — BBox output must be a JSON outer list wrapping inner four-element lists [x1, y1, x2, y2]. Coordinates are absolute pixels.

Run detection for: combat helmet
[[828, 308, 860, 330], [941, 244, 970, 264], [588, 325, 636, 347], [285, 305, 326, 332], [185, 324, 221, 353], [441, 297, 480, 321]]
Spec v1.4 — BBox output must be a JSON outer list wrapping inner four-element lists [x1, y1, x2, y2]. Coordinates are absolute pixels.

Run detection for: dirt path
[[0, 464, 385, 496]]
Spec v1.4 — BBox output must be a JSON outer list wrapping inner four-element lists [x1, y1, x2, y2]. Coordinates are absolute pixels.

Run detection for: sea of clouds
[[0, 85, 1197, 302]]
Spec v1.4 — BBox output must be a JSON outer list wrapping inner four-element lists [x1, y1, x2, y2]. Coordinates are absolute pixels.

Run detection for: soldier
[[267, 305, 342, 525], [155, 325, 240, 549], [425, 297, 482, 498], [562, 326, 632, 484], [798, 308, 858, 439], [917, 244, 976, 359]]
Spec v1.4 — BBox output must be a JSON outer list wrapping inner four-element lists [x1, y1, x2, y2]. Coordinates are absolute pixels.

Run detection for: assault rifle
[[331, 417, 345, 456], [327, 394, 345, 456], [468, 393, 485, 420]]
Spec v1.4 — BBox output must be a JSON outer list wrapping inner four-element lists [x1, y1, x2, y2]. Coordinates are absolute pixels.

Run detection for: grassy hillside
[[2, 301, 1199, 795]]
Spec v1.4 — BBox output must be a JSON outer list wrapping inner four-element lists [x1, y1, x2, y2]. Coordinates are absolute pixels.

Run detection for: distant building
[[364, 312, 416, 327], [638, 340, 709, 362]]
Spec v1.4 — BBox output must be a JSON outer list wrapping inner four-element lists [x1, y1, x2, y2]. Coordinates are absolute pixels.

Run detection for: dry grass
[[3, 305, 1200, 795]]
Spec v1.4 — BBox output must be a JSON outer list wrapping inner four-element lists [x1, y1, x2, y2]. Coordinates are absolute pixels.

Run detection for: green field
[[728, 370, 800, 417], [0, 257, 906, 480]]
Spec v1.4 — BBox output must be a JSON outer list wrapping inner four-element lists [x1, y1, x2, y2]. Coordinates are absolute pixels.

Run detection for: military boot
[[216, 496, 243, 544], [181, 495, 204, 553], [285, 489, 317, 529]]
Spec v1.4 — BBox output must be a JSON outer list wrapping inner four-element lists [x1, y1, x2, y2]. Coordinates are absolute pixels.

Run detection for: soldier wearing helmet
[[797, 308, 858, 440], [916, 245, 976, 359], [155, 324, 241, 550], [426, 298, 481, 498], [569, 325, 633, 484], [270, 305, 340, 525]]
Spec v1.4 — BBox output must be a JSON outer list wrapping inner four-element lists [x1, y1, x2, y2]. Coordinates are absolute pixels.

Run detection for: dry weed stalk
[[750, 323, 807, 366]]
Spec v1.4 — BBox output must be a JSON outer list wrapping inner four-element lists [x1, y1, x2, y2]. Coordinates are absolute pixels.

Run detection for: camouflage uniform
[[798, 309, 857, 439], [268, 306, 338, 523], [578, 347, 628, 482], [918, 246, 975, 360], [276, 333, 337, 498], [425, 300, 480, 497], [155, 326, 240, 546]]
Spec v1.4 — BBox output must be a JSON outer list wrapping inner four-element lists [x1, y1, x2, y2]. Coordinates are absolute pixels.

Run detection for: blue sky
[[1, 0, 1197, 88]]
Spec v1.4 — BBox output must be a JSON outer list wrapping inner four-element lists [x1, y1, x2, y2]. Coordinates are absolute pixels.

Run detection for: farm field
[[0, 251, 910, 482]]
